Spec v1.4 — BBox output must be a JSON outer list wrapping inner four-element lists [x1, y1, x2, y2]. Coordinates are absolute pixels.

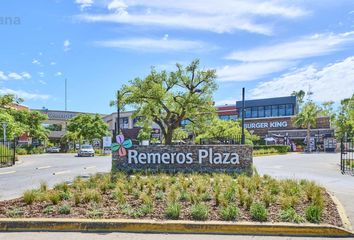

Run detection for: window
[[181, 119, 191, 126], [286, 104, 293, 115], [271, 105, 278, 117], [258, 106, 265, 118], [251, 107, 258, 118], [245, 108, 251, 118], [219, 115, 229, 120], [265, 106, 271, 117], [279, 104, 286, 116], [119, 117, 129, 128], [43, 124, 62, 131], [229, 115, 238, 120]]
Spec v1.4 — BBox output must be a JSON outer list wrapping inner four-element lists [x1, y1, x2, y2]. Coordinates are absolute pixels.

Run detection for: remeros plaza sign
[[111, 135, 253, 173]]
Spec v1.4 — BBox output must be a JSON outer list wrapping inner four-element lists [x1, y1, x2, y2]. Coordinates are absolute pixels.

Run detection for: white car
[[47, 147, 60, 153], [78, 145, 95, 157]]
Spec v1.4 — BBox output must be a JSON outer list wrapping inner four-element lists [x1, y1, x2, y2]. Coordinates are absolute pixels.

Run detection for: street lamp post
[[117, 90, 120, 136], [1, 122, 7, 143], [241, 88, 246, 144]]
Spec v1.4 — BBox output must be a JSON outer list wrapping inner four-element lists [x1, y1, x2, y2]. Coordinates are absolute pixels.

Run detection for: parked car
[[78, 145, 95, 157], [47, 147, 60, 153]]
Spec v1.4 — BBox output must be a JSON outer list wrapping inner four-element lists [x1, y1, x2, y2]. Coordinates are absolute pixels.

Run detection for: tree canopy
[[114, 59, 217, 145], [0, 94, 48, 141], [65, 113, 109, 144], [336, 94, 354, 138], [195, 118, 256, 144]]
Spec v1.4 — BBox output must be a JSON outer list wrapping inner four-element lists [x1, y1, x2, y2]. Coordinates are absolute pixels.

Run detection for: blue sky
[[1, 0, 354, 114]]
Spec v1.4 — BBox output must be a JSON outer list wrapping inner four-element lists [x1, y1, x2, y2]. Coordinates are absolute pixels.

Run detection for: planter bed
[[0, 173, 343, 228]]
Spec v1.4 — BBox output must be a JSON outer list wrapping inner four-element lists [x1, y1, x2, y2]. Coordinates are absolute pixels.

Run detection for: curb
[[0, 218, 353, 237]]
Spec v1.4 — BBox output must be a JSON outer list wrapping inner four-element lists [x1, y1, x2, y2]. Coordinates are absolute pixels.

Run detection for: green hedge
[[253, 145, 290, 154]]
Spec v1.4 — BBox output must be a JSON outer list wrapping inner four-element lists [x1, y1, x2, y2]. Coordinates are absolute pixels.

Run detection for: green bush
[[253, 145, 290, 155], [191, 203, 209, 221], [165, 202, 181, 220], [280, 208, 305, 223], [16, 148, 28, 155], [250, 202, 268, 222], [305, 205, 323, 223], [23, 190, 37, 205], [220, 205, 239, 221], [59, 204, 71, 214]]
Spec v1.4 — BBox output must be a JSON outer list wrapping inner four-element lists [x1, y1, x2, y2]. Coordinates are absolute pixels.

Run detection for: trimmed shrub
[[253, 145, 290, 154], [82, 189, 102, 203], [43, 205, 55, 214], [250, 202, 268, 222], [165, 202, 181, 220], [47, 191, 60, 205], [16, 148, 28, 155], [191, 203, 209, 221], [220, 205, 239, 221]]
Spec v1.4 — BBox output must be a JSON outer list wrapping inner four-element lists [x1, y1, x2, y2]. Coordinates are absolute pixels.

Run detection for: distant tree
[[113, 59, 217, 145], [320, 101, 336, 126], [65, 114, 109, 144], [195, 118, 256, 144], [294, 102, 321, 152], [336, 94, 354, 138], [291, 90, 306, 111], [0, 94, 48, 141]]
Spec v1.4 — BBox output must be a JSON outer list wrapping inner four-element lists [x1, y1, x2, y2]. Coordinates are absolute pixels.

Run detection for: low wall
[[112, 145, 253, 174]]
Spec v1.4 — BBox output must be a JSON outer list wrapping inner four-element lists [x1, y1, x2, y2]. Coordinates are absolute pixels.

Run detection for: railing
[[0, 140, 16, 168], [341, 135, 353, 175], [200, 136, 242, 145]]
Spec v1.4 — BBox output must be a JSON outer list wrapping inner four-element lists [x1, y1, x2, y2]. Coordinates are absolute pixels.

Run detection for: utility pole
[[241, 88, 245, 144], [116, 90, 120, 136], [2, 122, 7, 143]]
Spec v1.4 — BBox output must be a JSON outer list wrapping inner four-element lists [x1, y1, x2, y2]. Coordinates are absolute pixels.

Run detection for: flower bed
[[0, 173, 342, 227]]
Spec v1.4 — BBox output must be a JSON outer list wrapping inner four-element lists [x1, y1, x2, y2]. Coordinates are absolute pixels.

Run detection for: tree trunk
[[164, 129, 174, 145], [307, 123, 311, 153]]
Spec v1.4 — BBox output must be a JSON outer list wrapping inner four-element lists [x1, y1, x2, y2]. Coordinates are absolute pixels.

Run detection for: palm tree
[[294, 102, 320, 152]]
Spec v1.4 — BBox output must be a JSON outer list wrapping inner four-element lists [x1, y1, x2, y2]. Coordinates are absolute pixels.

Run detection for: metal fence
[[0, 140, 16, 168], [200, 136, 242, 145], [341, 135, 354, 174]]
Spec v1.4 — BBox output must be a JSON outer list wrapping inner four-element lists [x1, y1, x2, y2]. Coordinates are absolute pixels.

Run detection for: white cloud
[[21, 72, 31, 79], [250, 56, 354, 102], [64, 40, 71, 51], [217, 61, 294, 81], [32, 59, 41, 65], [75, 0, 93, 10], [215, 98, 237, 106], [39, 80, 47, 85], [95, 37, 213, 52], [227, 31, 354, 61], [55, 72, 63, 76], [0, 88, 50, 100], [78, 0, 308, 35], [38, 72, 44, 77], [50, 62, 56, 65], [0, 71, 8, 80], [0, 71, 31, 80]]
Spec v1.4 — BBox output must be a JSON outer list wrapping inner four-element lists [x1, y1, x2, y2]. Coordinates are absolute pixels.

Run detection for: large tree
[[65, 113, 109, 144], [114, 59, 217, 145], [294, 102, 320, 152]]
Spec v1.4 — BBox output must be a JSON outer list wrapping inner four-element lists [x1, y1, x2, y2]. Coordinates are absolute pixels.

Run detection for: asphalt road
[[0, 153, 111, 200]]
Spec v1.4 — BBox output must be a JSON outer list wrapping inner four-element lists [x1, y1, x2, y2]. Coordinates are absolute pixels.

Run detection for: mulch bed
[[0, 190, 343, 227]]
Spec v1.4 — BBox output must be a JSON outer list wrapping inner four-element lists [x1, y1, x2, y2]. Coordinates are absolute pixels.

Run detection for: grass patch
[[191, 203, 209, 221]]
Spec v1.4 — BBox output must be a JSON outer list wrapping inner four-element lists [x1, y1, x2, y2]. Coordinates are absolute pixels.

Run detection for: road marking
[[0, 171, 16, 175], [53, 170, 70, 175], [36, 166, 51, 170], [84, 166, 96, 170]]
